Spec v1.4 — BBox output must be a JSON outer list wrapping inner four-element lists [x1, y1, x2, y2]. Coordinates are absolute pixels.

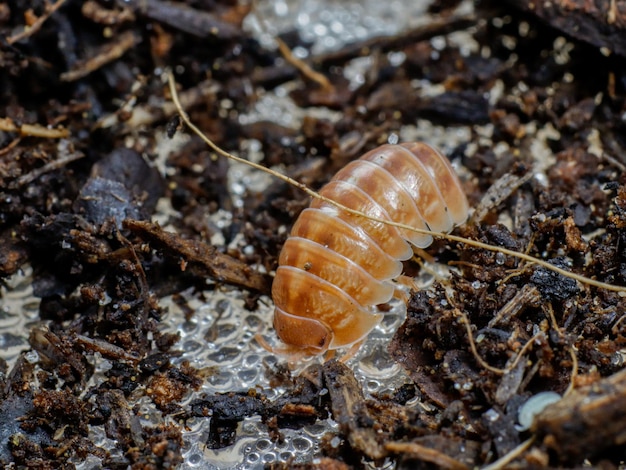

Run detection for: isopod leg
[[253, 332, 314, 362], [413, 247, 436, 264], [253, 332, 275, 354], [393, 277, 415, 303], [322, 349, 336, 362], [337, 340, 365, 363]]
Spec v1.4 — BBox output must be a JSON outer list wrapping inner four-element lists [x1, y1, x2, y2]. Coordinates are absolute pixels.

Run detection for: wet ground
[[1, 0, 626, 468]]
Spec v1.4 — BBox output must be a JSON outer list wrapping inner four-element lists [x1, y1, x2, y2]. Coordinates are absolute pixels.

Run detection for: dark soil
[[1, 0, 626, 468]]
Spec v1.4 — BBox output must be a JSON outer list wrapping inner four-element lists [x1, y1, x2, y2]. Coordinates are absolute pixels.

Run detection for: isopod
[[271, 142, 469, 356]]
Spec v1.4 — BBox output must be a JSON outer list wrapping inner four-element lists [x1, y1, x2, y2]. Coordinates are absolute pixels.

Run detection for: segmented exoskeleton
[[271, 142, 469, 355]]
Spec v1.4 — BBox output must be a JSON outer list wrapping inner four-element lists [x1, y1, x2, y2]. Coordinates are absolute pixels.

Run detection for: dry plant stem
[[6, 0, 68, 44], [498, 266, 531, 287], [253, 2, 332, 91], [505, 331, 543, 374], [487, 284, 540, 328], [602, 152, 626, 172], [481, 437, 535, 470], [0, 117, 70, 139], [60, 30, 139, 81], [81, 0, 135, 25], [545, 303, 562, 337], [611, 312, 626, 334], [0, 137, 21, 156], [13, 151, 84, 187], [565, 346, 579, 396], [458, 313, 505, 374], [166, 71, 626, 295], [545, 303, 579, 396], [96, 78, 218, 130], [608, 0, 618, 24], [115, 229, 152, 327], [74, 334, 140, 362], [455, 302, 542, 376], [385, 441, 469, 470], [275, 37, 333, 91]]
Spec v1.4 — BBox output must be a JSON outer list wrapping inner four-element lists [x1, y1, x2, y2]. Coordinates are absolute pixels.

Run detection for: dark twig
[[6, 0, 68, 45], [60, 30, 140, 82], [12, 150, 84, 188]]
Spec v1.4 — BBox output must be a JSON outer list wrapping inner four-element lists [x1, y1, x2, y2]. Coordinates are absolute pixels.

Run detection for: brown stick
[[124, 219, 272, 294], [6, 0, 68, 45], [12, 151, 84, 188], [60, 30, 139, 82], [385, 441, 470, 470], [0, 117, 69, 139]]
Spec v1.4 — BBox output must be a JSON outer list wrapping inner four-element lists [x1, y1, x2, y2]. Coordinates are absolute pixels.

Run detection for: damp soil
[[2, 0, 626, 468]]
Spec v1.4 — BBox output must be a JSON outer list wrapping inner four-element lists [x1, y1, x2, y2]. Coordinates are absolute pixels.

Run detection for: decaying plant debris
[[1, 0, 626, 468]]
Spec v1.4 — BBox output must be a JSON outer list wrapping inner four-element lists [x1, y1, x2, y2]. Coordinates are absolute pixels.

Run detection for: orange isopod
[[271, 142, 469, 356]]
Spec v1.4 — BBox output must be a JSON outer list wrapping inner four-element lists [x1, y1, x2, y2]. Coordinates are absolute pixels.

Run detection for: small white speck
[[25, 351, 40, 364]]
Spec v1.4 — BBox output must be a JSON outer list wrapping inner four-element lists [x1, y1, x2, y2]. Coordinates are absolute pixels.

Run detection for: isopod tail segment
[[270, 142, 470, 358]]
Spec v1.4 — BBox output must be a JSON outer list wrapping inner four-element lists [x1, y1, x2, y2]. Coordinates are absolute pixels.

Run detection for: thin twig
[[385, 441, 470, 470], [0, 117, 69, 139], [60, 30, 139, 82], [0, 137, 21, 156], [456, 305, 542, 376], [253, 2, 332, 91], [74, 334, 140, 362], [565, 346, 579, 396], [13, 150, 84, 188], [275, 37, 333, 91], [7, 0, 68, 45], [481, 437, 535, 470]]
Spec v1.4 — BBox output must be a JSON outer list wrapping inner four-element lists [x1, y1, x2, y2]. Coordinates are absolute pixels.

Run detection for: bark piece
[[505, 0, 626, 56], [532, 367, 626, 463], [124, 219, 272, 294]]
